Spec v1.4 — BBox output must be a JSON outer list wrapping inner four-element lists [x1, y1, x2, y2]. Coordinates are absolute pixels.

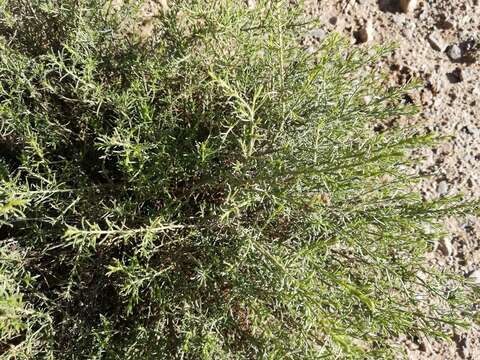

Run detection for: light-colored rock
[[363, 95, 372, 104], [400, 0, 418, 13], [447, 45, 463, 60], [428, 32, 448, 52], [437, 180, 449, 195]]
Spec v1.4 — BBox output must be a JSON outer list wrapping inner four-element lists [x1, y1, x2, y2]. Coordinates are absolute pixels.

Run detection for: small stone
[[447, 45, 463, 61], [246, 0, 256, 9], [438, 142, 453, 154], [437, 180, 449, 195], [428, 32, 448, 52], [356, 20, 374, 44], [446, 67, 463, 84], [400, 0, 418, 13]]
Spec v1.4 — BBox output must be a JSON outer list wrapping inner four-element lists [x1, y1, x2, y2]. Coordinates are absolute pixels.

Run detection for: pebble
[[437, 180, 449, 195], [363, 95, 372, 104], [446, 67, 463, 83], [428, 32, 448, 52], [400, 0, 418, 13], [447, 45, 463, 61]]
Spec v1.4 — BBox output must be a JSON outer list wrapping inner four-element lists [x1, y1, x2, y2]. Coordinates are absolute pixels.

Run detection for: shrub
[[0, 0, 477, 358]]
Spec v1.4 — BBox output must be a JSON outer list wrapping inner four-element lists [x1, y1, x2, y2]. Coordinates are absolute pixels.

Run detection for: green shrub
[[0, 0, 477, 358]]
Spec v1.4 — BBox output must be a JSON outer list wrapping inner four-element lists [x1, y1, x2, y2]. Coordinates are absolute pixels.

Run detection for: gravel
[[447, 44, 463, 61]]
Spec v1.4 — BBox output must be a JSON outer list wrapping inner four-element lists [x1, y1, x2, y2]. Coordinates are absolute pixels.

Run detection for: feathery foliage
[[0, 0, 478, 358]]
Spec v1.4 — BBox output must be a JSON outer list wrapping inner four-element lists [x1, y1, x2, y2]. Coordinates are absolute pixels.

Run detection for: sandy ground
[[306, 0, 480, 358]]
